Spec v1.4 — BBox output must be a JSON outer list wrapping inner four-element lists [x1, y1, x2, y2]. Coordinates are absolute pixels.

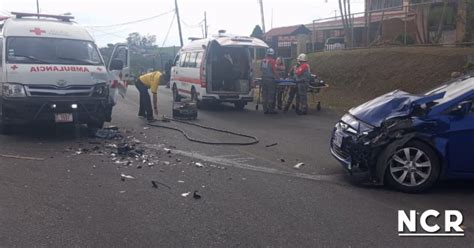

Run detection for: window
[[179, 53, 188, 67], [184, 52, 193, 67], [189, 52, 199, 68], [195, 52, 203, 68], [173, 54, 180, 66], [428, 3, 456, 31], [7, 37, 103, 65], [370, 0, 402, 11]]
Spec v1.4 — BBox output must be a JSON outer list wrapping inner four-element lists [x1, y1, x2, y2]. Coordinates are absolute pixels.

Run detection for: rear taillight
[[200, 66, 206, 87]]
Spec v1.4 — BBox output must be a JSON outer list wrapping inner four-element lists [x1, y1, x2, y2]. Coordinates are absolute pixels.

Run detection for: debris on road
[[294, 162, 305, 169], [195, 162, 204, 168], [151, 180, 172, 189], [265, 143, 278, 148], [177, 180, 185, 183], [93, 128, 121, 139], [120, 173, 135, 180], [193, 190, 201, 199], [181, 192, 191, 197], [0, 154, 45, 161], [280, 158, 286, 162]]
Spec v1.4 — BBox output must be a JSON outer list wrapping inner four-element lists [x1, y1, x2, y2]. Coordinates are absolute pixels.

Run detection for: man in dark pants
[[164, 59, 172, 88], [260, 48, 279, 114], [284, 53, 310, 115], [136, 71, 161, 121], [293, 53, 310, 115]]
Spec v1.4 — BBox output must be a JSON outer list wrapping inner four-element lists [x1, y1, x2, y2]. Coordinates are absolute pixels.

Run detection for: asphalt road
[[0, 86, 473, 247]]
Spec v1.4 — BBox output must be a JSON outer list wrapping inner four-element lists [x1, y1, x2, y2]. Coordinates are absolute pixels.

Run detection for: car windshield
[[424, 76, 474, 105], [7, 37, 103, 65]]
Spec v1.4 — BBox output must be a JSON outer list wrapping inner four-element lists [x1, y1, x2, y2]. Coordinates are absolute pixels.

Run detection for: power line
[[85, 9, 174, 28], [161, 13, 176, 48]]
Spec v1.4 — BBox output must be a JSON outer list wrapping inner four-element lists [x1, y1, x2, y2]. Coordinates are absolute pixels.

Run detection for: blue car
[[331, 75, 474, 192]]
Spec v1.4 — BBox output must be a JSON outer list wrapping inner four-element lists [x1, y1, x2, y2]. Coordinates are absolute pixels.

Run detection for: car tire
[[173, 84, 181, 102], [384, 141, 440, 193], [234, 101, 246, 110]]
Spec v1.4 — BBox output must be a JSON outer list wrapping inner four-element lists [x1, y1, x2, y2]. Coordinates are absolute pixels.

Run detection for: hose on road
[[147, 116, 259, 146]]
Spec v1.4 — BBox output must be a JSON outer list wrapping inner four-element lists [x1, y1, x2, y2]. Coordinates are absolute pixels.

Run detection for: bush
[[394, 34, 415, 45]]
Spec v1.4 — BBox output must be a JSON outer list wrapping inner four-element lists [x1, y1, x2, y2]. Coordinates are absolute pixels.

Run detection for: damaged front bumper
[[330, 114, 417, 184]]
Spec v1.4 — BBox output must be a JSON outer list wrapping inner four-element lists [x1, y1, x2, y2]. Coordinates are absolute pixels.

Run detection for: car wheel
[[173, 84, 181, 102], [234, 101, 246, 110], [384, 141, 440, 193]]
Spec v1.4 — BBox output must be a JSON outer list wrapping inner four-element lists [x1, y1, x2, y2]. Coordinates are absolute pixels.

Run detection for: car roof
[[2, 17, 94, 41], [180, 34, 268, 51]]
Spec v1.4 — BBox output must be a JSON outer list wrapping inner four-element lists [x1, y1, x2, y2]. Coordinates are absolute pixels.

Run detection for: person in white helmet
[[294, 53, 310, 115], [260, 48, 279, 114], [285, 53, 310, 115]]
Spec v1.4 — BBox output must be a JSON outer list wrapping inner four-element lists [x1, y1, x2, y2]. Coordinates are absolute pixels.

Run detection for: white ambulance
[[0, 12, 129, 134], [170, 33, 268, 110]]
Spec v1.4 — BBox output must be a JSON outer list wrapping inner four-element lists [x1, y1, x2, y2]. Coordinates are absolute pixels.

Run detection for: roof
[[264, 25, 311, 38], [181, 34, 268, 51], [307, 12, 414, 31], [2, 17, 94, 41]]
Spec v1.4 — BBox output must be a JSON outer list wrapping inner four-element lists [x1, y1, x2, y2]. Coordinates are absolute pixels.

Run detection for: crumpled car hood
[[349, 90, 444, 127]]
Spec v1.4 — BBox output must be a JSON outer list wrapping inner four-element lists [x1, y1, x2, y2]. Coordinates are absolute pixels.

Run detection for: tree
[[338, 0, 353, 48], [126, 32, 157, 52], [251, 25, 264, 39]]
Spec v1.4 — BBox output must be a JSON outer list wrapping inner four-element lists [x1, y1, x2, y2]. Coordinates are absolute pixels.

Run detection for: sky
[[1, 0, 365, 47]]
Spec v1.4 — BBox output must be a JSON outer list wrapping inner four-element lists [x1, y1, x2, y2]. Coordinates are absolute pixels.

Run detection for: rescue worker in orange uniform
[[294, 53, 311, 115], [260, 48, 279, 114], [285, 54, 311, 115], [136, 71, 161, 121]]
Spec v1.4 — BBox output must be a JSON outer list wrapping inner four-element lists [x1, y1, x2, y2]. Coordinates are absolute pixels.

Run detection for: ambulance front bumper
[[0, 96, 108, 125]]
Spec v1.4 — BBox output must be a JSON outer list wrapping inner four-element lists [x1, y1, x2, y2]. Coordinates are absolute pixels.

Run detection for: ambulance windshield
[[6, 37, 103, 65]]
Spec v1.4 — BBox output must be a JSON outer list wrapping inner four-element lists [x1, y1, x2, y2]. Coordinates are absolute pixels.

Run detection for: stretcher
[[255, 76, 329, 112]]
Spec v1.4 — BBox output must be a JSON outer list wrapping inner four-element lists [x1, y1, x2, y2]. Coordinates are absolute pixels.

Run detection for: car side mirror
[[450, 100, 472, 116], [109, 59, 124, 71]]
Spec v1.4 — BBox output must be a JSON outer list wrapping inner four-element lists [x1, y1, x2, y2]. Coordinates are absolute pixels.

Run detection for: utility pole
[[175, 0, 184, 47], [258, 0, 266, 33], [36, 0, 40, 18], [204, 11, 208, 38]]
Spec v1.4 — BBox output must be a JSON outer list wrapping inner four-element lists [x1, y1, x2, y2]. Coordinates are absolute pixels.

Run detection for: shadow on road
[[3, 123, 91, 142]]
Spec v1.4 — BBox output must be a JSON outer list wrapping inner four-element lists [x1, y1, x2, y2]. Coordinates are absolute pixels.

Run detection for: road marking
[[147, 146, 345, 183]]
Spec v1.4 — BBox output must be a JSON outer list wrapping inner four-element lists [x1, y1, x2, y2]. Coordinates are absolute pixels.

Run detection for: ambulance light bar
[[11, 12, 74, 22]]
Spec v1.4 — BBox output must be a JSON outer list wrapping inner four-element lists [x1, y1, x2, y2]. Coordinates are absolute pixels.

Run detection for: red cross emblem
[[30, 27, 46, 35], [10, 65, 18, 70]]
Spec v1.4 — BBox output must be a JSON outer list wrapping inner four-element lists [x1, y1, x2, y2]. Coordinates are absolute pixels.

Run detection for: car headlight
[[2, 83, 27, 97], [93, 83, 109, 97]]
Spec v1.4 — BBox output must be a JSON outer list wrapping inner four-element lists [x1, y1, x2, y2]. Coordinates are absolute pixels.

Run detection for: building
[[263, 25, 311, 58], [366, 0, 471, 44]]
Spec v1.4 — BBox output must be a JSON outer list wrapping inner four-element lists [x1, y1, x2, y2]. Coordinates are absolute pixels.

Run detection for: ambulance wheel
[[234, 101, 246, 110], [172, 84, 181, 102]]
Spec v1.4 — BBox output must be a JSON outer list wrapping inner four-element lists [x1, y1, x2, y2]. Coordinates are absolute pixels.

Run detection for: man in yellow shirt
[[136, 71, 161, 121]]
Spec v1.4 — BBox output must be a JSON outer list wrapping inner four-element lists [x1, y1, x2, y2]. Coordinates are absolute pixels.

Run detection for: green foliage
[[250, 25, 264, 39], [395, 33, 415, 45]]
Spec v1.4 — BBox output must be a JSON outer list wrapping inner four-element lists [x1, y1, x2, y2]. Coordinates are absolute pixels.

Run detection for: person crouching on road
[[294, 53, 310, 115], [260, 48, 279, 114], [136, 71, 161, 121], [275, 57, 286, 110]]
